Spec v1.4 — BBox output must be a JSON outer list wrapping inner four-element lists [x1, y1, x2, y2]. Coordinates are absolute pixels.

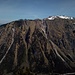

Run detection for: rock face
[[0, 18, 75, 75]]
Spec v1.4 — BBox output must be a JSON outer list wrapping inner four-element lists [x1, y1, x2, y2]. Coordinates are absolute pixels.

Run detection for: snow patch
[[48, 16, 57, 20], [48, 16, 73, 20]]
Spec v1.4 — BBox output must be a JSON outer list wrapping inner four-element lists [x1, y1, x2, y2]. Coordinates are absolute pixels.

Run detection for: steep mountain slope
[[0, 17, 75, 75]]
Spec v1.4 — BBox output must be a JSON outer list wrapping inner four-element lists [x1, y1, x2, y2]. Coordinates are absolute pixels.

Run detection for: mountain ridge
[[0, 17, 75, 75]]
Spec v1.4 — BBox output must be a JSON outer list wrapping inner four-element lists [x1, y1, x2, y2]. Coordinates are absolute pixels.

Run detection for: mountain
[[0, 16, 75, 75]]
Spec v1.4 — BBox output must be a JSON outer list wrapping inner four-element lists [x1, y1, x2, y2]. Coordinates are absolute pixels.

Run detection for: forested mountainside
[[0, 17, 75, 75]]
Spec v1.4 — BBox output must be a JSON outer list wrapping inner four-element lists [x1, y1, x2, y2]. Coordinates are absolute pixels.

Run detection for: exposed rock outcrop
[[0, 18, 75, 75]]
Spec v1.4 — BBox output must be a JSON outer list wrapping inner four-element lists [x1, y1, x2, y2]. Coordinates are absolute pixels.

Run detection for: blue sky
[[0, 0, 75, 24]]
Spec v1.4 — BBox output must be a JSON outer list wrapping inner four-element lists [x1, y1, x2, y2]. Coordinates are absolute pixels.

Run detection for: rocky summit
[[0, 16, 75, 75]]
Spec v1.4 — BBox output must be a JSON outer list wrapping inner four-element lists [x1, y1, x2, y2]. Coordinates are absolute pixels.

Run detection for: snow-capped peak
[[58, 16, 73, 19], [48, 16, 57, 20], [48, 15, 73, 20]]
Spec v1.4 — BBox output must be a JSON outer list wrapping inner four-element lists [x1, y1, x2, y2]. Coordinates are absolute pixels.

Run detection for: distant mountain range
[[0, 16, 75, 75]]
